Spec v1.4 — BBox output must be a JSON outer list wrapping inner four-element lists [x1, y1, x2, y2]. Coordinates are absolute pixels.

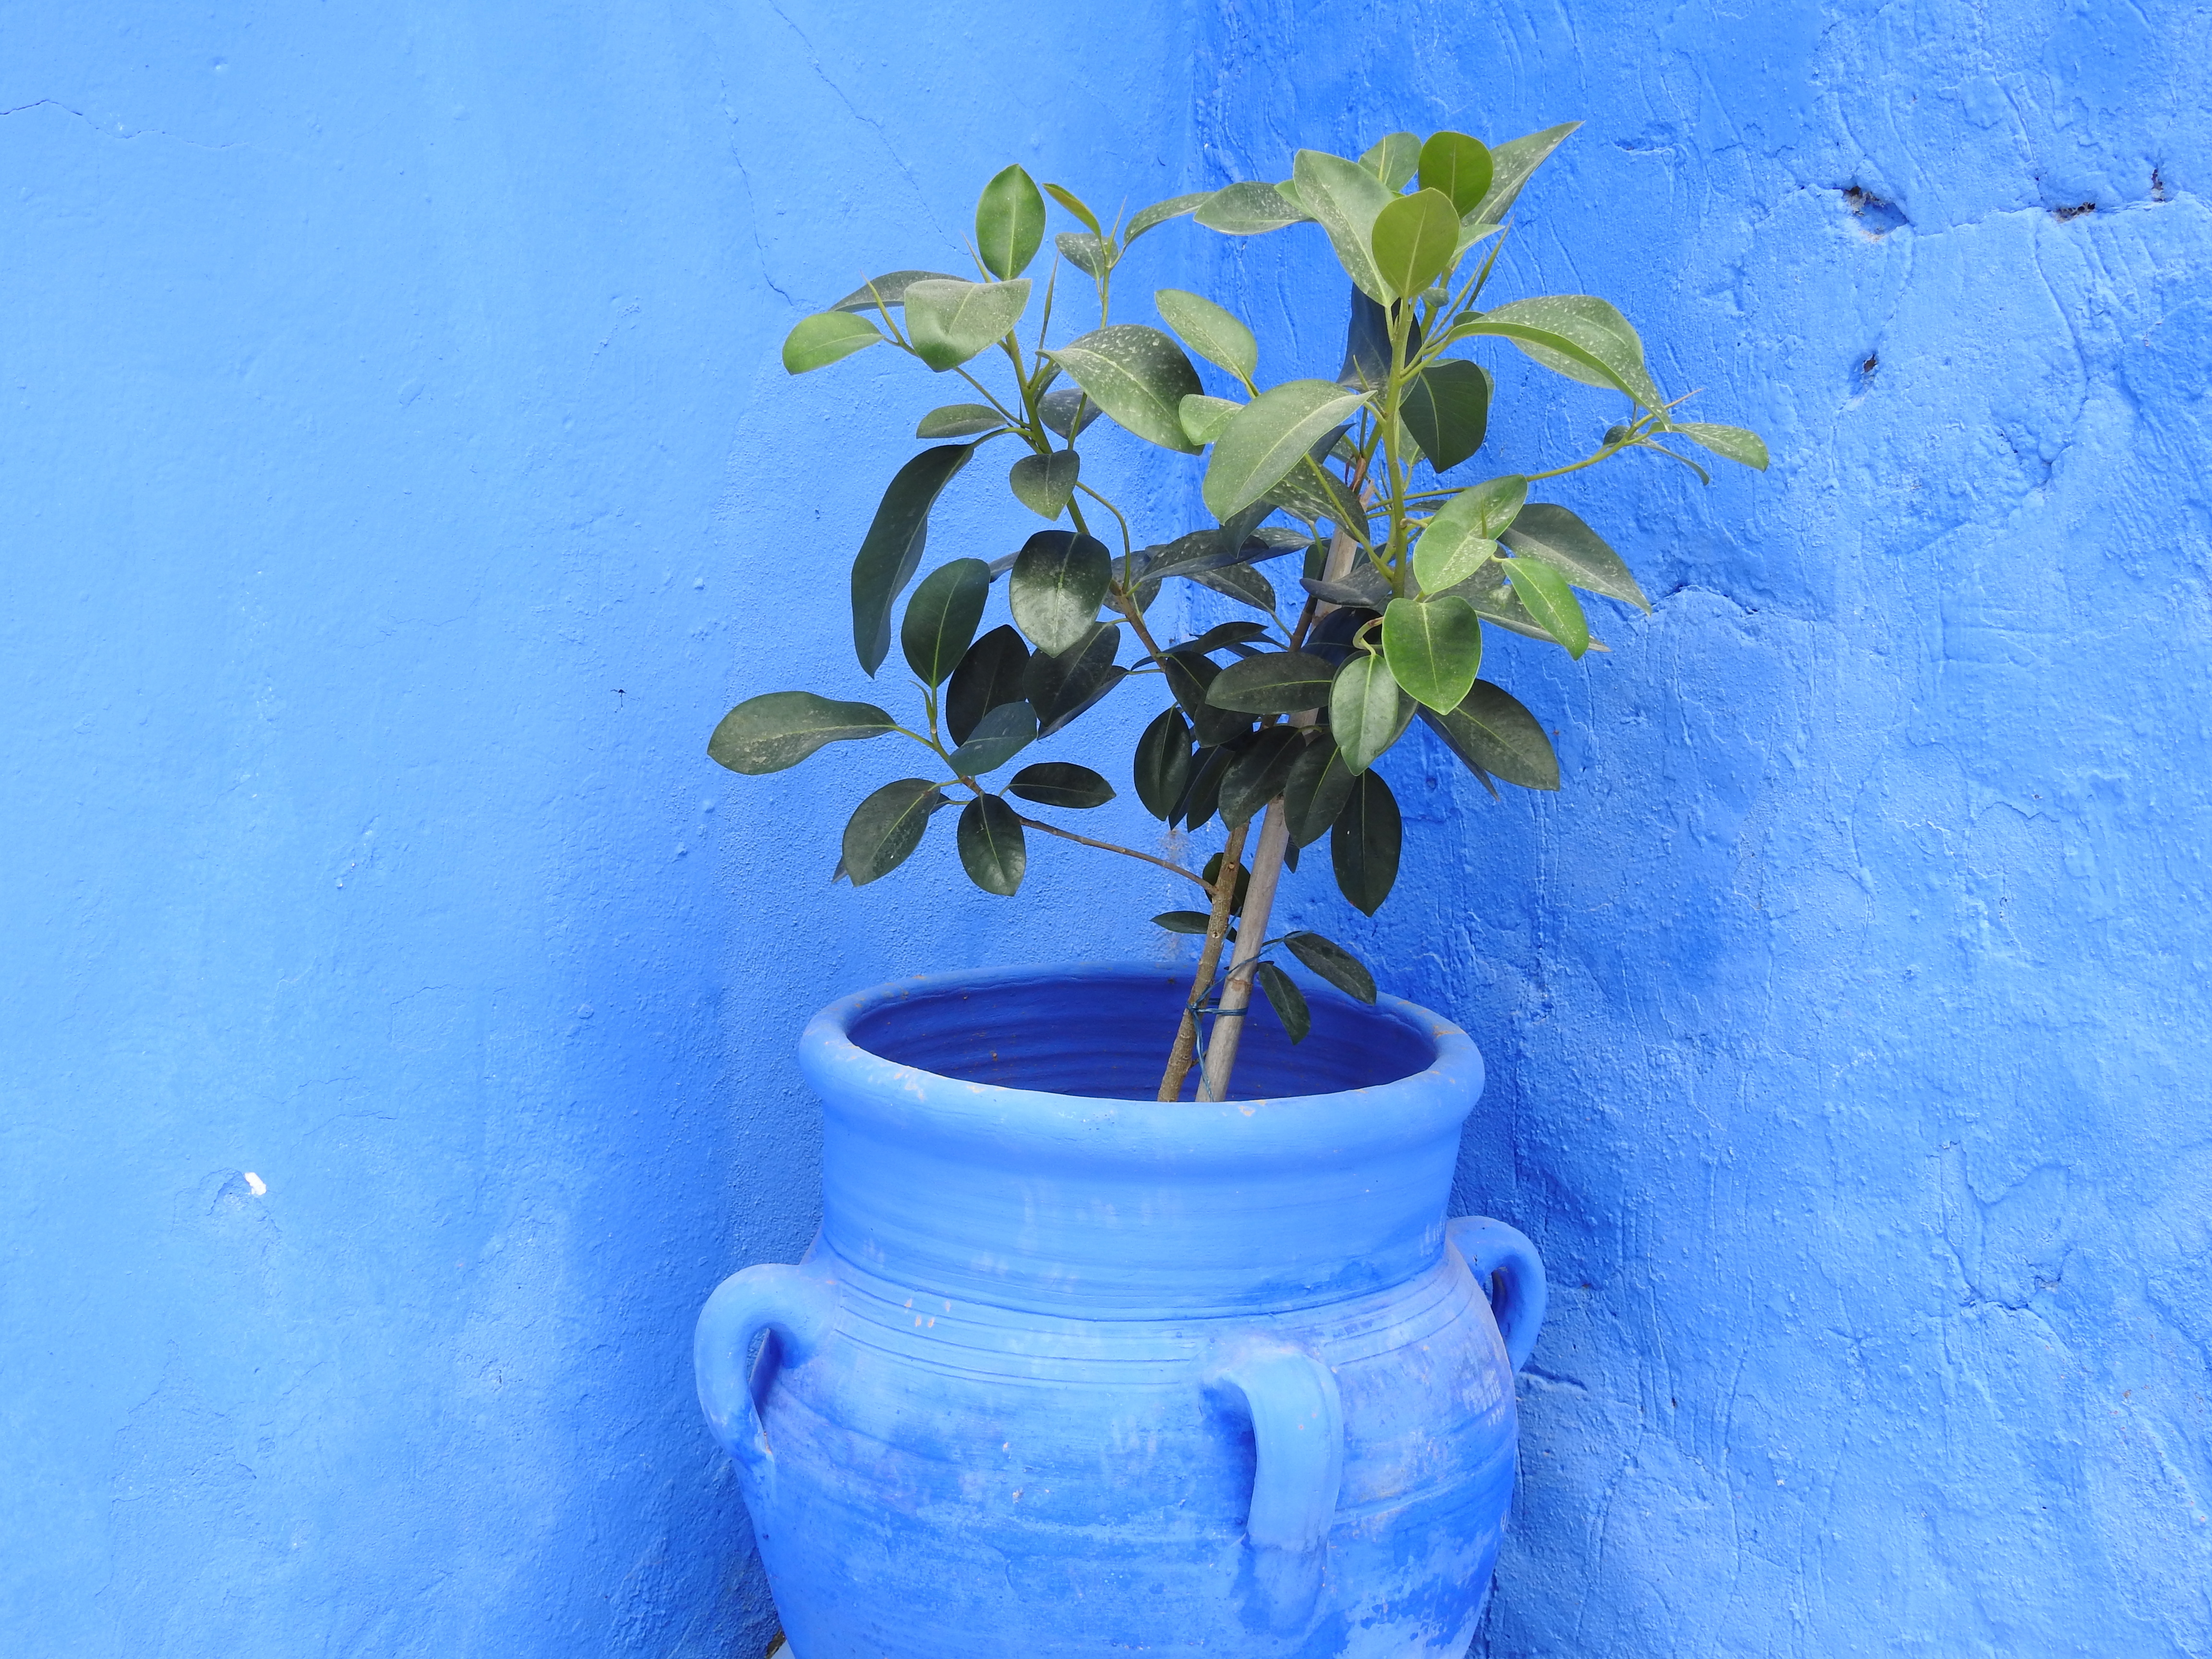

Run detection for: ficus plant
[[714, 123, 1767, 1104]]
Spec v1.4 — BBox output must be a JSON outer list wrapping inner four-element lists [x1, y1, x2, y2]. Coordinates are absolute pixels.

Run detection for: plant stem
[[1154, 817, 1249, 1102], [1010, 812, 1209, 891], [1197, 806, 1290, 1101]]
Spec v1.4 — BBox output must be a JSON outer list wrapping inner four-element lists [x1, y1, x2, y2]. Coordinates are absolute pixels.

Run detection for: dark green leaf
[[1046, 324, 1205, 453], [1330, 652, 1415, 773], [916, 402, 1006, 438], [842, 778, 948, 886], [1339, 287, 1420, 390], [1201, 852, 1251, 914], [1203, 379, 1368, 520], [1300, 556, 1392, 613], [1010, 530, 1112, 654], [1501, 503, 1648, 610], [1009, 449, 1081, 520], [1369, 188, 1461, 300], [1358, 132, 1421, 192], [782, 311, 883, 373], [1161, 649, 1254, 747], [901, 557, 991, 686], [852, 443, 975, 675], [1263, 459, 1369, 542], [1155, 288, 1258, 382], [1194, 180, 1310, 234], [1293, 149, 1396, 304], [945, 625, 1029, 744], [1043, 181, 1101, 235], [1419, 680, 1560, 791], [1022, 622, 1124, 735], [1152, 909, 1216, 935], [905, 278, 1033, 372], [1457, 295, 1662, 411], [1207, 651, 1337, 714], [1400, 358, 1491, 472], [956, 794, 1027, 894], [1284, 931, 1377, 1003], [1671, 421, 1770, 470], [1175, 744, 1233, 830], [1383, 595, 1483, 712], [1126, 191, 1212, 242], [1505, 557, 1590, 657], [1254, 961, 1312, 1043], [1220, 726, 1304, 828], [1178, 394, 1241, 446], [1331, 769, 1402, 915], [1178, 620, 1273, 656], [1472, 121, 1580, 223], [707, 691, 898, 775], [1189, 561, 1277, 613], [1282, 734, 1357, 847], [976, 164, 1046, 280], [1133, 706, 1194, 819], [1055, 232, 1116, 279], [1038, 385, 1103, 439], [1418, 132, 1494, 218], [831, 270, 966, 313], [1008, 761, 1114, 809], [944, 699, 1038, 775]]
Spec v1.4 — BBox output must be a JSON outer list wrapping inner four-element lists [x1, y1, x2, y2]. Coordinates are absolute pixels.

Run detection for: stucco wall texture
[[2, 3, 2205, 1657]]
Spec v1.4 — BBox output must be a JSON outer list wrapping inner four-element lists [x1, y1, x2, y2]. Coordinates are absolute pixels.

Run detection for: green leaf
[[1155, 288, 1258, 382], [1462, 295, 1662, 411], [944, 624, 1029, 745], [1419, 680, 1559, 791], [1037, 386, 1103, 440], [1505, 557, 1590, 657], [1330, 651, 1415, 773], [1152, 909, 1216, 935], [1176, 744, 1233, 830], [1413, 472, 1524, 594], [707, 691, 898, 775], [976, 164, 1046, 280], [1022, 622, 1124, 735], [782, 311, 883, 373], [1206, 650, 1337, 714], [1400, 359, 1491, 472], [1055, 232, 1116, 279], [1331, 769, 1402, 915], [1190, 562, 1277, 613], [1358, 132, 1422, 192], [830, 269, 966, 313], [851, 443, 976, 675], [1264, 460, 1369, 542], [1284, 931, 1377, 1003], [1160, 649, 1253, 747], [1178, 394, 1242, 446], [1133, 706, 1194, 820], [1194, 180, 1310, 234], [1369, 188, 1461, 301], [1293, 149, 1397, 304], [915, 402, 1006, 439], [1126, 190, 1211, 241], [1500, 503, 1648, 610], [1437, 559, 1557, 644], [1009, 530, 1111, 654], [900, 557, 991, 686], [944, 700, 1038, 775], [1671, 421, 1771, 470], [957, 794, 1027, 894], [1008, 449, 1081, 520], [1202, 379, 1368, 520], [1220, 727, 1305, 828], [1282, 735, 1357, 847], [1046, 325, 1205, 453], [1383, 595, 1483, 713], [1008, 761, 1115, 809], [1472, 121, 1580, 222], [904, 278, 1033, 372], [1177, 619, 1273, 655], [842, 778, 948, 886], [1254, 961, 1312, 1044], [1418, 132, 1494, 217], [1043, 181, 1101, 235]]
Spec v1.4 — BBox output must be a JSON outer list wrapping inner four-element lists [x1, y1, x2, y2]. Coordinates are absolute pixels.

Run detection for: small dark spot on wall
[[2051, 201, 2096, 221], [1841, 185, 1908, 236], [2151, 167, 2168, 202], [1852, 351, 1879, 395]]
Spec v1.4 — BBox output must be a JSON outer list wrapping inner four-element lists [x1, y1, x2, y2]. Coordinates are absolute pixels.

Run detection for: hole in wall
[[1841, 184, 1909, 236], [1852, 350, 1879, 395], [2051, 201, 2097, 221], [2151, 167, 2168, 201]]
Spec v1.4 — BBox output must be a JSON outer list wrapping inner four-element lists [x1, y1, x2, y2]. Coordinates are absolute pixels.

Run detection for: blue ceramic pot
[[696, 964, 1544, 1659]]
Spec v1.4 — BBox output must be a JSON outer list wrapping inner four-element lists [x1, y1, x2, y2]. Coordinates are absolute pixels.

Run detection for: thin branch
[[1011, 813, 1209, 890]]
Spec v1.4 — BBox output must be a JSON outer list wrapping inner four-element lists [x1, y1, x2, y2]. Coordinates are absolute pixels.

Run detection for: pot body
[[697, 965, 1544, 1659]]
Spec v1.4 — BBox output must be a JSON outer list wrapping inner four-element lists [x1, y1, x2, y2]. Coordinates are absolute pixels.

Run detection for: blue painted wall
[[4, 3, 2207, 1657]]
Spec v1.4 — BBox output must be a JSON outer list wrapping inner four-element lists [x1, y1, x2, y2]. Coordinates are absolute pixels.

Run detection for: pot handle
[[694, 1264, 840, 1482], [1211, 1339, 1343, 1554], [1447, 1215, 1548, 1372]]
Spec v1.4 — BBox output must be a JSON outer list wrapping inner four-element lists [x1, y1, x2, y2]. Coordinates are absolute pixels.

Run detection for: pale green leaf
[[1671, 421, 1771, 470], [903, 278, 1033, 372], [782, 311, 883, 374], [1045, 325, 1205, 453], [915, 402, 1005, 438], [1500, 503, 1648, 610], [1155, 288, 1258, 381], [1358, 132, 1421, 192], [1194, 180, 1309, 235], [1330, 652, 1415, 773], [1419, 132, 1494, 217], [1472, 121, 1580, 222], [1293, 149, 1396, 303], [1505, 556, 1590, 657], [1383, 595, 1484, 712], [1178, 393, 1242, 446], [1202, 379, 1368, 520], [1369, 188, 1460, 301], [707, 691, 897, 775], [1008, 449, 1081, 520], [976, 164, 1046, 280]]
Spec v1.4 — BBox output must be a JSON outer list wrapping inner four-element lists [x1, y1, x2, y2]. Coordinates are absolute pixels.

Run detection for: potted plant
[[695, 124, 1765, 1657]]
